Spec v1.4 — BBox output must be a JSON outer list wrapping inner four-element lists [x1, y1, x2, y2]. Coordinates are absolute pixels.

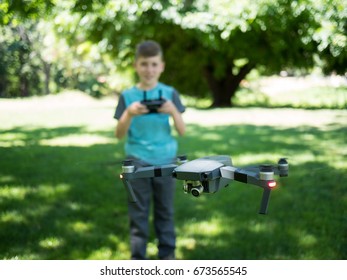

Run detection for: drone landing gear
[[259, 189, 271, 215]]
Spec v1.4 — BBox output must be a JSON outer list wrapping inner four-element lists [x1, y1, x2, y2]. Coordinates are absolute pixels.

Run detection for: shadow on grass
[[0, 123, 346, 259], [0, 126, 128, 259]]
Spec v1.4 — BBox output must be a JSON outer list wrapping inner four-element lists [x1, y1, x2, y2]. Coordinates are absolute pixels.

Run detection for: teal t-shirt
[[114, 83, 185, 165]]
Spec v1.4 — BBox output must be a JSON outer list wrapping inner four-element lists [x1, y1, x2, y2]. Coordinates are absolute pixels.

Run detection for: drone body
[[120, 155, 288, 214], [173, 156, 232, 196]]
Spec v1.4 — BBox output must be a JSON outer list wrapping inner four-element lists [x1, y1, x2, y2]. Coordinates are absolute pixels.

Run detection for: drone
[[120, 155, 289, 214]]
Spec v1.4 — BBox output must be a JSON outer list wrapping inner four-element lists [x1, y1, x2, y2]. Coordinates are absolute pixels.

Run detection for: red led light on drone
[[268, 181, 277, 188]]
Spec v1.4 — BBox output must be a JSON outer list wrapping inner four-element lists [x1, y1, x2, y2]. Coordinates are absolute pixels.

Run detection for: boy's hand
[[158, 100, 177, 115], [158, 100, 185, 136], [127, 102, 149, 116]]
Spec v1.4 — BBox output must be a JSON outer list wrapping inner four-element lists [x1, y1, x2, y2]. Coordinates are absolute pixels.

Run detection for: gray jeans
[[127, 159, 176, 260]]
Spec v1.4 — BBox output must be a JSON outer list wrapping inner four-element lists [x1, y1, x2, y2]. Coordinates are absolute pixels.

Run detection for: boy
[[114, 40, 185, 260]]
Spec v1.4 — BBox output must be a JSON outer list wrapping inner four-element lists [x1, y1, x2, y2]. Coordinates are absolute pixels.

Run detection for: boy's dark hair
[[135, 40, 163, 60]]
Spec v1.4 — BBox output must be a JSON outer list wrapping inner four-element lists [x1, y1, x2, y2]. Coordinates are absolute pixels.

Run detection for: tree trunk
[[203, 62, 254, 107], [19, 74, 30, 97], [18, 26, 30, 97], [43, 61, 51, 95], [19, 52, 30, 97], [0, 74, 7, 97]]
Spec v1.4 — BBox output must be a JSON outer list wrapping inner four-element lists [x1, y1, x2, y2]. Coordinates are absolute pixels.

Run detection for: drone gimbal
[[120, 155, 289, 214]]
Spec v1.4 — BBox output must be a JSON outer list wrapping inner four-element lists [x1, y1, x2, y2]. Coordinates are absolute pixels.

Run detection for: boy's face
[[134, 55, 165, 89]]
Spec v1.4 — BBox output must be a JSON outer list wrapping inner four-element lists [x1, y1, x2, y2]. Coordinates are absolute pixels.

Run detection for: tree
[[312, 0, 347, 75], [0, 23, 43, 97], [0, 0, 54, 97], [1, 0, 346, 104], [0, 0, 112, 97], [61, 0, 345, 107], [0, 0, 54, 25]]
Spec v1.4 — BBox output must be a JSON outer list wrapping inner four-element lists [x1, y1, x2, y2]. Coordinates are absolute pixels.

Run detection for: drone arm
[[220, 166, 276, 188], [220, 166, 275, 214], [120, 163, 177, 203], [122, 164, 177, 180], [220, 166, 259, 186]]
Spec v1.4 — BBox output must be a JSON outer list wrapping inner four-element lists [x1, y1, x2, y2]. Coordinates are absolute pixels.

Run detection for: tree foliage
[[0, 0, 346, 106], [0, 0, 54, 25], [0, 22, 43, 97], [0, 1, 111, 97], [312, 0, 347, 74], [61, 0, 345, 106]]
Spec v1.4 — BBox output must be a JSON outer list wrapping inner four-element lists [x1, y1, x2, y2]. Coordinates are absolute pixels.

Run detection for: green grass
[[175, 124, 346, 259], [234, 86, 347, 109], [0, 93, 346, 260], [182, 85, 347, 109]]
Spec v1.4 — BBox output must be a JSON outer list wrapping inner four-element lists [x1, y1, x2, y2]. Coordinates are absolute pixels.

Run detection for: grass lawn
[[0, 90, 346, 260]]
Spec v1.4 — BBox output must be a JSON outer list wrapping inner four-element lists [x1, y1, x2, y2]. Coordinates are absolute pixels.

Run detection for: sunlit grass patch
[[1, 210, 26, 224], [234, 85, 347, 109], [34, 184, 71, 198], [147, 242, 159, 259], [297, 231, 317, 247], [39, 237, 64, 249], [177, 237, 197, 251], [68, 221, 94, 233], [40, 134, 115, 147], [87, 247, 114, 259], [247, 220, 275, 234], [182, 217, 228, 237], [0, 132, 28, 147], [0, 186, 28, 200]]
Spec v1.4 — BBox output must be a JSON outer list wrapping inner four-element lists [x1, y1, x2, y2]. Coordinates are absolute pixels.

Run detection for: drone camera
[[183, 180, 204, 197], [191, 186, 204, 197]]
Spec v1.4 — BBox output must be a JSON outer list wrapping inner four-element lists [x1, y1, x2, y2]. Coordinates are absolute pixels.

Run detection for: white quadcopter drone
[[120, 155, 289, 214]]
